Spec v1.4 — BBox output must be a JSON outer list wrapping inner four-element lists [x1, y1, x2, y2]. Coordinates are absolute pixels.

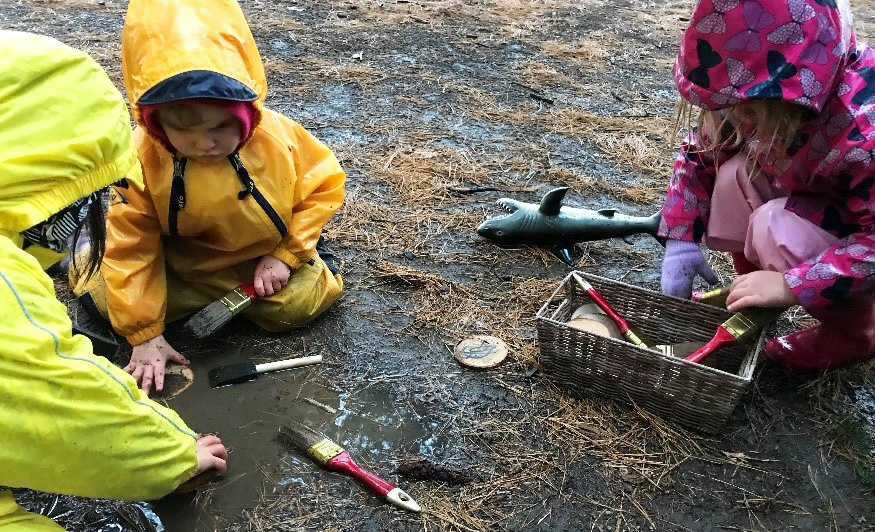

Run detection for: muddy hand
[[125, 335, 189, 394], [175, 434, 228, 494], [253, 255, 292, 297]]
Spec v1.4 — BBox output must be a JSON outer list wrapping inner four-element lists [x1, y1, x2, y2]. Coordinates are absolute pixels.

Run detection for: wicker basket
[[537, 271, 765, 433]]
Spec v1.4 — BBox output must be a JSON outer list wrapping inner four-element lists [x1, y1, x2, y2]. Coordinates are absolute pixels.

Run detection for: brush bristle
[[277, 421, 328, 450], [183, 300, 234, 339]]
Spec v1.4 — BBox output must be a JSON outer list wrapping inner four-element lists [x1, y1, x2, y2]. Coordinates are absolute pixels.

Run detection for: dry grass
[[629, 0, 693, 40], [541, 34, 615, 70], [368, 261, 552, 365], [266, 57, 385, 94], [541, 390, 706, 484], [32, 0, 117, 8], [322, 0, 601, 38], [253, 14, 306, 32], [545, 110, 675, 178], [513, 60, 575, 89], [545, 167, 661, 205], [805, 363, 875, 478]]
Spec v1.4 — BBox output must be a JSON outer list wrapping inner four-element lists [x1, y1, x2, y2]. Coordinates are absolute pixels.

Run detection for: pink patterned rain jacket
[[660, 0, 875, 311]]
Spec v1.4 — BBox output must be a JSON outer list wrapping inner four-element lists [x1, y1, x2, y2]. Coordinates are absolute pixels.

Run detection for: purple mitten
[[660, 239, 718, 299]]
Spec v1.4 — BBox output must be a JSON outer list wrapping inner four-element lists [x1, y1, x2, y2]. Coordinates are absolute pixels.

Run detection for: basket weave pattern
[[537, 271, 763, 433]]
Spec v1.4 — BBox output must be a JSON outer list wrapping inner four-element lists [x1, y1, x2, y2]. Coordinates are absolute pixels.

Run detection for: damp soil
[[5, 0, 875, 530]]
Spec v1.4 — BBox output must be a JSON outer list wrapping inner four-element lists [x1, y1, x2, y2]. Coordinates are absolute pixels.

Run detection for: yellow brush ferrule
[[309, 438, 344, 464], [722, 313, 756, 338], [220, 287, 254, 314], [623, 330, 649, 349], [722, 307, 784, 339], [696, 287, 730, 308]]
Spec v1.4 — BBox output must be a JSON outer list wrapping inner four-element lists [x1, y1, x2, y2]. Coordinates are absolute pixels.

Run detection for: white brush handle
[[255, 355, 323, 374]]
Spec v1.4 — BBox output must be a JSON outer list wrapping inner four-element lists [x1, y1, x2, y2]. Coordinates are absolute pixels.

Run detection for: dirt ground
[[4, 0, 875, 530]]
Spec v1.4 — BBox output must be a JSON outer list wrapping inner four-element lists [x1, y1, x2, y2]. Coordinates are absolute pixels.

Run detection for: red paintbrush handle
[[239, 283, 257, 299], [685, 327, 736, 363], [583, 288, 651, 348], [326, 451, 395, 497], [583, 288, 631, 334]]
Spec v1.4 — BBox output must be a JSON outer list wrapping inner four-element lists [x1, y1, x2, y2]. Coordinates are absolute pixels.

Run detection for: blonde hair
[[674, 100, 812, 172]]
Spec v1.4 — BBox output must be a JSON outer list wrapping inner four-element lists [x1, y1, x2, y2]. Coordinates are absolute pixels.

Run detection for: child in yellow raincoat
[[0, 31, 227, 531], [73, 0, 346, 395]]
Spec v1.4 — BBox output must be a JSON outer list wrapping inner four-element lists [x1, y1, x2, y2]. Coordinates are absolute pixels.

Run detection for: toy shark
[[476, 187, 662, 265]]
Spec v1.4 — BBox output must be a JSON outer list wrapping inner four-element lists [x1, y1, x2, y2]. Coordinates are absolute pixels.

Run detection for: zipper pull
[[238, 180, 254, 200], [172, 157, 188, 209], [229, 153, 255, 199]]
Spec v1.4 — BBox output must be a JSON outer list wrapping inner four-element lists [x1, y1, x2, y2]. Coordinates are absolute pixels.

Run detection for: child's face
[[158, 105, 243, 164]]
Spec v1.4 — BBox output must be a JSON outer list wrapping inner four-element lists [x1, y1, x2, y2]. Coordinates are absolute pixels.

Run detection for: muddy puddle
[[152, 346, 441, 530]]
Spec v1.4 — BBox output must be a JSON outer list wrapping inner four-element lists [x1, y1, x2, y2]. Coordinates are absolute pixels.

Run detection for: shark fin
[[597, 208, 616, 217], [550, 244, 582, 266], [538, 187, 569, 216]]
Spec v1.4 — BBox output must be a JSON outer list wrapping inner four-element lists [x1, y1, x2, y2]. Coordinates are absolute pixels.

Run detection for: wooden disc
[[570, 303, 606, 320], [566, 317, 624, 340], [173, 468, 218, 494], [154, 363, 195, 400], [454, 335, 508, 368]]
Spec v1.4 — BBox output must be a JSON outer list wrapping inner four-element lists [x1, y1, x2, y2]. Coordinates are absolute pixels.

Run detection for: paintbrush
[[183, 284, 256, 339], [208, 354, 322, 388], [278, 422, 421, 513], [692, 286, 730, 308], [571, 273, 653, 349], [685, 306, 785, 364]]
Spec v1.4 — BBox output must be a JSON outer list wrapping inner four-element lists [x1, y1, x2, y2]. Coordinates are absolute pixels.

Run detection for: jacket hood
[[675, 0, 856, 112], [121, 0, 266, 134], [0, 31, 143, 235]]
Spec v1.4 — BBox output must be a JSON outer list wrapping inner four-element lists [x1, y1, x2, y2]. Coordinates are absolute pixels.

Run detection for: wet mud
[[151, 346, 442, 530]]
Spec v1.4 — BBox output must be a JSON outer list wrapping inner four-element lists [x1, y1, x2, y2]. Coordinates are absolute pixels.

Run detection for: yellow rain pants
[[75, 254, 343, 332]]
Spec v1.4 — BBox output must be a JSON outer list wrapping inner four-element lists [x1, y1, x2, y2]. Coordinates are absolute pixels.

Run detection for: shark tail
[[645, 211, 662, 237]]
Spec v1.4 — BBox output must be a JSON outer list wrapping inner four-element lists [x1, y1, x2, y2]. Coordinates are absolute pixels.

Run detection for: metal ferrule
[[624, 330, 648, 348], [722, 313, 756, 339], [722, 307, 785, 339], [220, 287, 255, 314], [309, 438, 344, 464]]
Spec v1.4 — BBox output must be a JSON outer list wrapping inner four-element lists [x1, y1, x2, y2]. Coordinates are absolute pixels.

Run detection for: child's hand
[[175, 434, 229, 493], [195, 434, 228, 476], [125, 335, 189, 395], [726, 271, 798, 312], [253, 255, 292, 297]]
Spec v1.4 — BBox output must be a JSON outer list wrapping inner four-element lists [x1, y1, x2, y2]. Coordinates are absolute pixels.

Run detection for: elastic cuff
[[784, 270, 829, 313], [271, 248, 303, 269], [126, 323, 166, 346], [656, 226, 698, 243]]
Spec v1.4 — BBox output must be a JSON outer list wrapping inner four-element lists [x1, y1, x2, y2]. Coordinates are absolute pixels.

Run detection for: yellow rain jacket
[[97, 0, 345, 345], [0, 32, 198, 530]]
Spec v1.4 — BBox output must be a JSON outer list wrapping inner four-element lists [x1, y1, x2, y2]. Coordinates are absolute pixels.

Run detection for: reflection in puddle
[[153, 347, 438, 531]]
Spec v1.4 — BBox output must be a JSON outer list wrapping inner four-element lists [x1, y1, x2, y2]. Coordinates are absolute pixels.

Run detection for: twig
[[303, 397, 337, 414]]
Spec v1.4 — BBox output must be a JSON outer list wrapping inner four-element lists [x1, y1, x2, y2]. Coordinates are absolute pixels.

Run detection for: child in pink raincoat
[[660, 0, 874, 370]]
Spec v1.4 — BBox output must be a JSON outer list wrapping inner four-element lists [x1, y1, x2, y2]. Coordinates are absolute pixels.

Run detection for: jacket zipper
[[228, 153, 288, 238], [168, 157, 187, 237]]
